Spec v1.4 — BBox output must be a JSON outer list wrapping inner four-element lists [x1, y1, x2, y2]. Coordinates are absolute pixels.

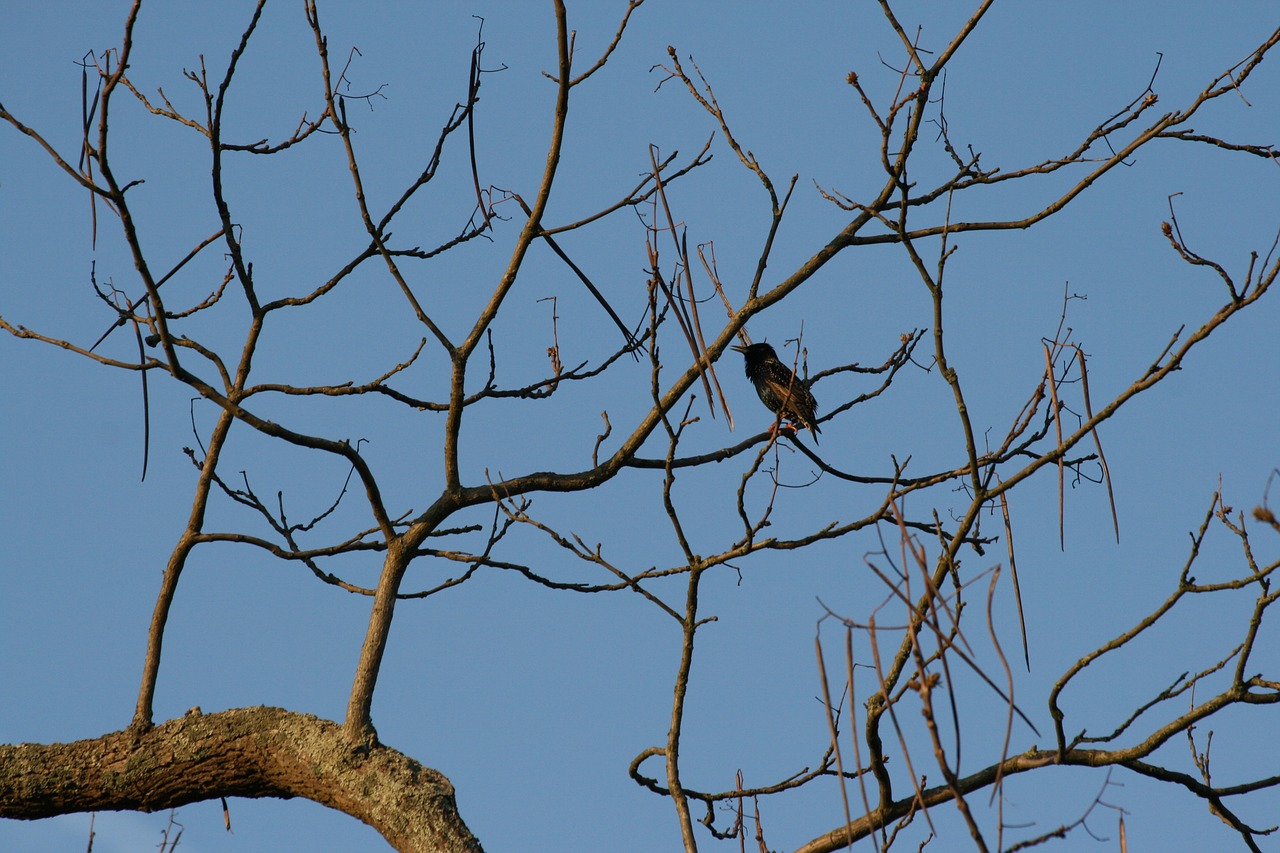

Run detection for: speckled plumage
[[731, 342, 821, 443]]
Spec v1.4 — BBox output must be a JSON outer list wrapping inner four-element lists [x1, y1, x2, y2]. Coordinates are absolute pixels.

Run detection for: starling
[[732, 342, 821, 443]]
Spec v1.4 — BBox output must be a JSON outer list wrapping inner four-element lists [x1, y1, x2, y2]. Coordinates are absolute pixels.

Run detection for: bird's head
[[731, 342, 779, 364]]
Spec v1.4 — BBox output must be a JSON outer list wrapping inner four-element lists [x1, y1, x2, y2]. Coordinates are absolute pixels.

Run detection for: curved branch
[[0, 708, 482, 853]]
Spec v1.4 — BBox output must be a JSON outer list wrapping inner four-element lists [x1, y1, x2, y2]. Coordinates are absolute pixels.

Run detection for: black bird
[[731, 342, 821, 443]]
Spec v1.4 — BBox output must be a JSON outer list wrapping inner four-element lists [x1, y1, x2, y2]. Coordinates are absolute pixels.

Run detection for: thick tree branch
[[0, 708, 482, 853]]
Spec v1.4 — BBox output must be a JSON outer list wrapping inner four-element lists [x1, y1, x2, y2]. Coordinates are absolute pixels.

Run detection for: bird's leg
[[770, 421, 800, 440]]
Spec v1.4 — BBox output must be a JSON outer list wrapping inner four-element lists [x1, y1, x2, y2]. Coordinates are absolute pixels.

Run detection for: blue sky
[[3, 3, 1279, 851]]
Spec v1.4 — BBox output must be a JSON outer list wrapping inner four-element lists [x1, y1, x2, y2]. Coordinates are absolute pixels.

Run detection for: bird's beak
[[730, 344, 746, 353]]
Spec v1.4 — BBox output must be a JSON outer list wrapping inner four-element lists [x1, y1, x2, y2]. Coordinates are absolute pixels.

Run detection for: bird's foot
[[770, 423, 801, 440]]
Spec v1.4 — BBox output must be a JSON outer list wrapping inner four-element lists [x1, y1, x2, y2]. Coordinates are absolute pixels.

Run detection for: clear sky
[[3, 3, 1279, 852]]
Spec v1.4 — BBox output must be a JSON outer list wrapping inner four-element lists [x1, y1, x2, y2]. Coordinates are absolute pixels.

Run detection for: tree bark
[[0, 707, 482, 853]]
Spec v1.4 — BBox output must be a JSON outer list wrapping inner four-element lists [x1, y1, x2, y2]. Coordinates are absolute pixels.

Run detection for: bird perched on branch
[[731, 342, 821, 443]]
